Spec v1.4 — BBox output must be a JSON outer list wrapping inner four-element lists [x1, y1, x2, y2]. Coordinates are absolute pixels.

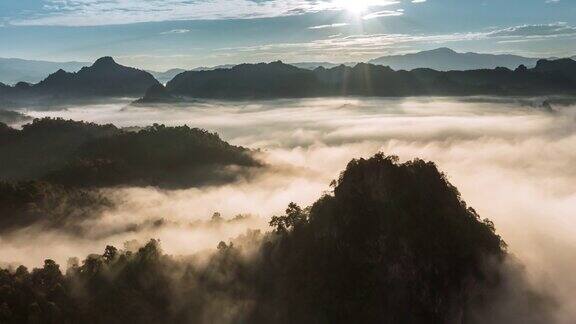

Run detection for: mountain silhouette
[[155, 58, 576, 100], [289, 61, 356, 70], [167, 61, 323, 98], [369, 48, 541, 71], [533, 58, 576, 81], [34, 56, 160, 97], [0, 57, 160, 106], [150, 63, 357, 85]]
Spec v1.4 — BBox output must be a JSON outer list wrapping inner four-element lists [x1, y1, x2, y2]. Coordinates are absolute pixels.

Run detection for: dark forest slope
[[0, 118, 260, 188], [0, 154, 554, 324]]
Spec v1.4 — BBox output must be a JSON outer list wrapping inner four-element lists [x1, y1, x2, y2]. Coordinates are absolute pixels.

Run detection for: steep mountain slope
[[34, 56, 160, 97], [0, 57, 160, 106]]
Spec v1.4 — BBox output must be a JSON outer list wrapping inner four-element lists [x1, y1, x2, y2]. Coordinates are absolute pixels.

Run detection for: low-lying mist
[[3, 96, 576, 321]]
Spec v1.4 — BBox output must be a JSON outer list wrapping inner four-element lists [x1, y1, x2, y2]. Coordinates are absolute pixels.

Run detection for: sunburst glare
[[333, 0, 399, 14]]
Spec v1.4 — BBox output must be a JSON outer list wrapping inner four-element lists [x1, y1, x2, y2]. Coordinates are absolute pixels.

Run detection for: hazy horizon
[[1, 0, 575, 70]]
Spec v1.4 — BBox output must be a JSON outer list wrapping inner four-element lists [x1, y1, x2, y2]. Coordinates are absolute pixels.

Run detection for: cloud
[[488, 22, 576, 38], [160, 29, 191, 35], [214, 31, 485, 62], [4, 96, 576, 321], [209, 21, 575, 63], [8, 0, 405, 27], [362, 9, 404, 19], [308, 23, 349, 30]]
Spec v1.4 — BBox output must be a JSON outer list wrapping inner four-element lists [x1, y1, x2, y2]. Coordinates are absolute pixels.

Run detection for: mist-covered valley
[[1, 96, 576, 323]]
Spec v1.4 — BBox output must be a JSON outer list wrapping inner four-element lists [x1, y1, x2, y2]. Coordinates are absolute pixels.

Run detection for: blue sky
[[0, 0, 575, 70]]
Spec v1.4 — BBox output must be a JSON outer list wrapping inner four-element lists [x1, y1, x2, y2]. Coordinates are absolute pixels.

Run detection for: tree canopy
[[0, 154, 554, 324]]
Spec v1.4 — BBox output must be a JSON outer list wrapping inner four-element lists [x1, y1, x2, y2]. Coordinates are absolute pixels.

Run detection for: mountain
[[192, 64, 236, 71], [369, 48, 541, 71], [34, 56, 160, 96], [0, 57, 160, 105], [150, 63, 352, 84], [532, 58, 576, 81], [167, 61, 324, 98], [156, 59, 576, 100], [0, 58, 88, 85], [289, 62, 355, 70]]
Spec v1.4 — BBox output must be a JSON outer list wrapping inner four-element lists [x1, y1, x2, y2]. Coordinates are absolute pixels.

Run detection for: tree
[[269, 202, 307, 233]]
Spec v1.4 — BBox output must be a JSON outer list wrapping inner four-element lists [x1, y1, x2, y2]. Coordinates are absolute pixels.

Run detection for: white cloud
[[308, 23, 349, 30], [215, 31, 485, 61], [160, 29, 191, 35], [362, 9, 404, 20], [211, 22, 576, 63], [488, 22, 576, 38], [10, 0, 406, 26]]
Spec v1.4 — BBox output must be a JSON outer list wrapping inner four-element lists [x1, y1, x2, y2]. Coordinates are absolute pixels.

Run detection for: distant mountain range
[[4, 49, 575, 89], [2, 54, 576, 107], [289, 62, 356, 70], [368, 48, 542, 71], [149, 63, 352, 84], [0, 57, 159, 106], [158, 58, 576, 100], [0, 58, 89, 85]]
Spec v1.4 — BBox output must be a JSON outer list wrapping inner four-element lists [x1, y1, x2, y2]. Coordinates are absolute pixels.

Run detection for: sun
[[339, 1, 369, 14], [334, 0, 396, 15]]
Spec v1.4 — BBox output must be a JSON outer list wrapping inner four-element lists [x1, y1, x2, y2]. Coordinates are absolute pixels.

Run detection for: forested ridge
[[0, 118, 261, 233], [0, 118, 260, 187], [0, 155, 554, 324]]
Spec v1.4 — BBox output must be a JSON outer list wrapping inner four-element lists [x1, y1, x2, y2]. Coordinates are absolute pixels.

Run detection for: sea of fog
[[2, 96, 576, 318]]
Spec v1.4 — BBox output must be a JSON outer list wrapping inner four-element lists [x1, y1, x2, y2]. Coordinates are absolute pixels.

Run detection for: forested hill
[[159, 58, 576, 101], [0, 118, 260, 188], [0, 154, 555, 323], [0, 118, 261, 232]]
